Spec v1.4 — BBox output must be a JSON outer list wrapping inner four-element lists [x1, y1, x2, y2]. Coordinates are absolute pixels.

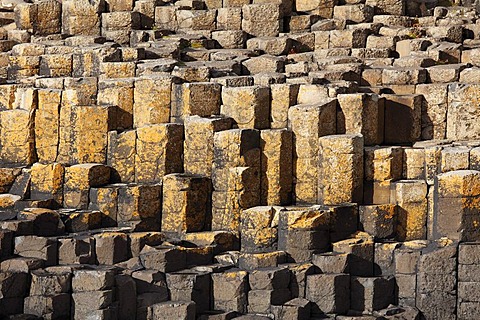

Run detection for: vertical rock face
[[434, 170, 480, 242], [318, 134, 364, 206], [447, 83, 480, 140], [288, 99, 337, 204], [3, 0, 480, 318]]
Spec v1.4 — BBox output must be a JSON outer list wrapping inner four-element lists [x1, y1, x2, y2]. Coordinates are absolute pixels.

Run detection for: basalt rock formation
[[0, 0, 480, 319]]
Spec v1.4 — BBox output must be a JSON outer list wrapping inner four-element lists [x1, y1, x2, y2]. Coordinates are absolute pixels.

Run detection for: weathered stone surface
[[184, 116, 233, 177], [3, 0, 480, 318], [162, 173, 211, 234], [306, 273, 349, 315], [241, 206, 280, 253], [447, 83, 480, 140], [383, 94, 422, 145], [133, 76, 174, 128], [278, 207, 330, 262], [221, 86, 270, 130], [260, 129, 293, 206], [63, 164, 110, 209], [135, 124, 183, 183], [318, 134, 364, 205], [434, 170, 480, 242], [212, 270, 249, 313], [393, 180, 428, 241], [337, 93, 384, 146], [288, 100, 336, 204]]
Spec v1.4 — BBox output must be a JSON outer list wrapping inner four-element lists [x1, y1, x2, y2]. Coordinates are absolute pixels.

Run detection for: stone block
[[171, 82, 222, 123], [166, 271, 211, 314], [260, 129, 293, 205], [62, 0, 104, 36], [416, 83, 448, 140], [57, 105, 116, 165], [278, 207, 330, 262], [61, 209, 102, 233], [72, 268, 115, 293], [162, 173, 211, 234], [271, 297, 311, 320], [18, 208, 63, 237], [0, 167, 22, 194], [318, 134, 364, 205], [221, 86, 270, 130], [248, 288, 291, 314], [350, 276, 395, 313], [270, 83, 299, 129], [447, 83, 480, 140], [416, 244, 457, 320], [392, 180, 428, 241], [295, 0, 337, 18], [212, 175, 261, 233], [239, 251, 287, 271], [24, 293, 70, 319], [312, 252, 350, 274], [337, 93, 384, 145], [402, 148, 425, 180], [364, 147, 403, 183], [94, 232, 129, 265], [330, 29, 369, 49], [63, 164, 111, 209], [72, 289, 115, 312], [14, 235, 57, 266], [441, 146, 470, 173], [359, 204, 397, 240], [150, 301, 196, 320], [383, 94, 422, 144], [374, 242, 400, 276], [107, 130, 136, 183], [183, 231, 239, 255], [288, 100, 337, 204], [133, 76, 173, 128], [58, 236, 96, 265], [89, 184, 120, 226], [15, 0, 61, 35], [240, 206, 280, 253], [434, 170, 480, 242], [154, 6, 177, 31], [243, 55, 286, 74], [140, 245, 186, 272], [249, 266, 290, 291], [0, 109, 35, 165], [366, 0, 405, 15], [306, 273, 350, 315], [333, 4, 374, 24], [212, 270, 249, 313], [211, 129, 260, 179], [72, 45, 122, 78], [333, 234, 374, 277], [217, 7, 242, 30], [39, 54, 73, 78], [184, 116, 233, 177], [176, 10, 215, 31], [117, 183, 162, 229], [242, 4, 282, 37], [212, 30, 247, 49], [30, 269, 71, 296], [35, 89, 61, 163], [286, 263, 315, 299], [135, 124, 183, 183], [106, 0, 134, 11], [98, 78, 134, 130]]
